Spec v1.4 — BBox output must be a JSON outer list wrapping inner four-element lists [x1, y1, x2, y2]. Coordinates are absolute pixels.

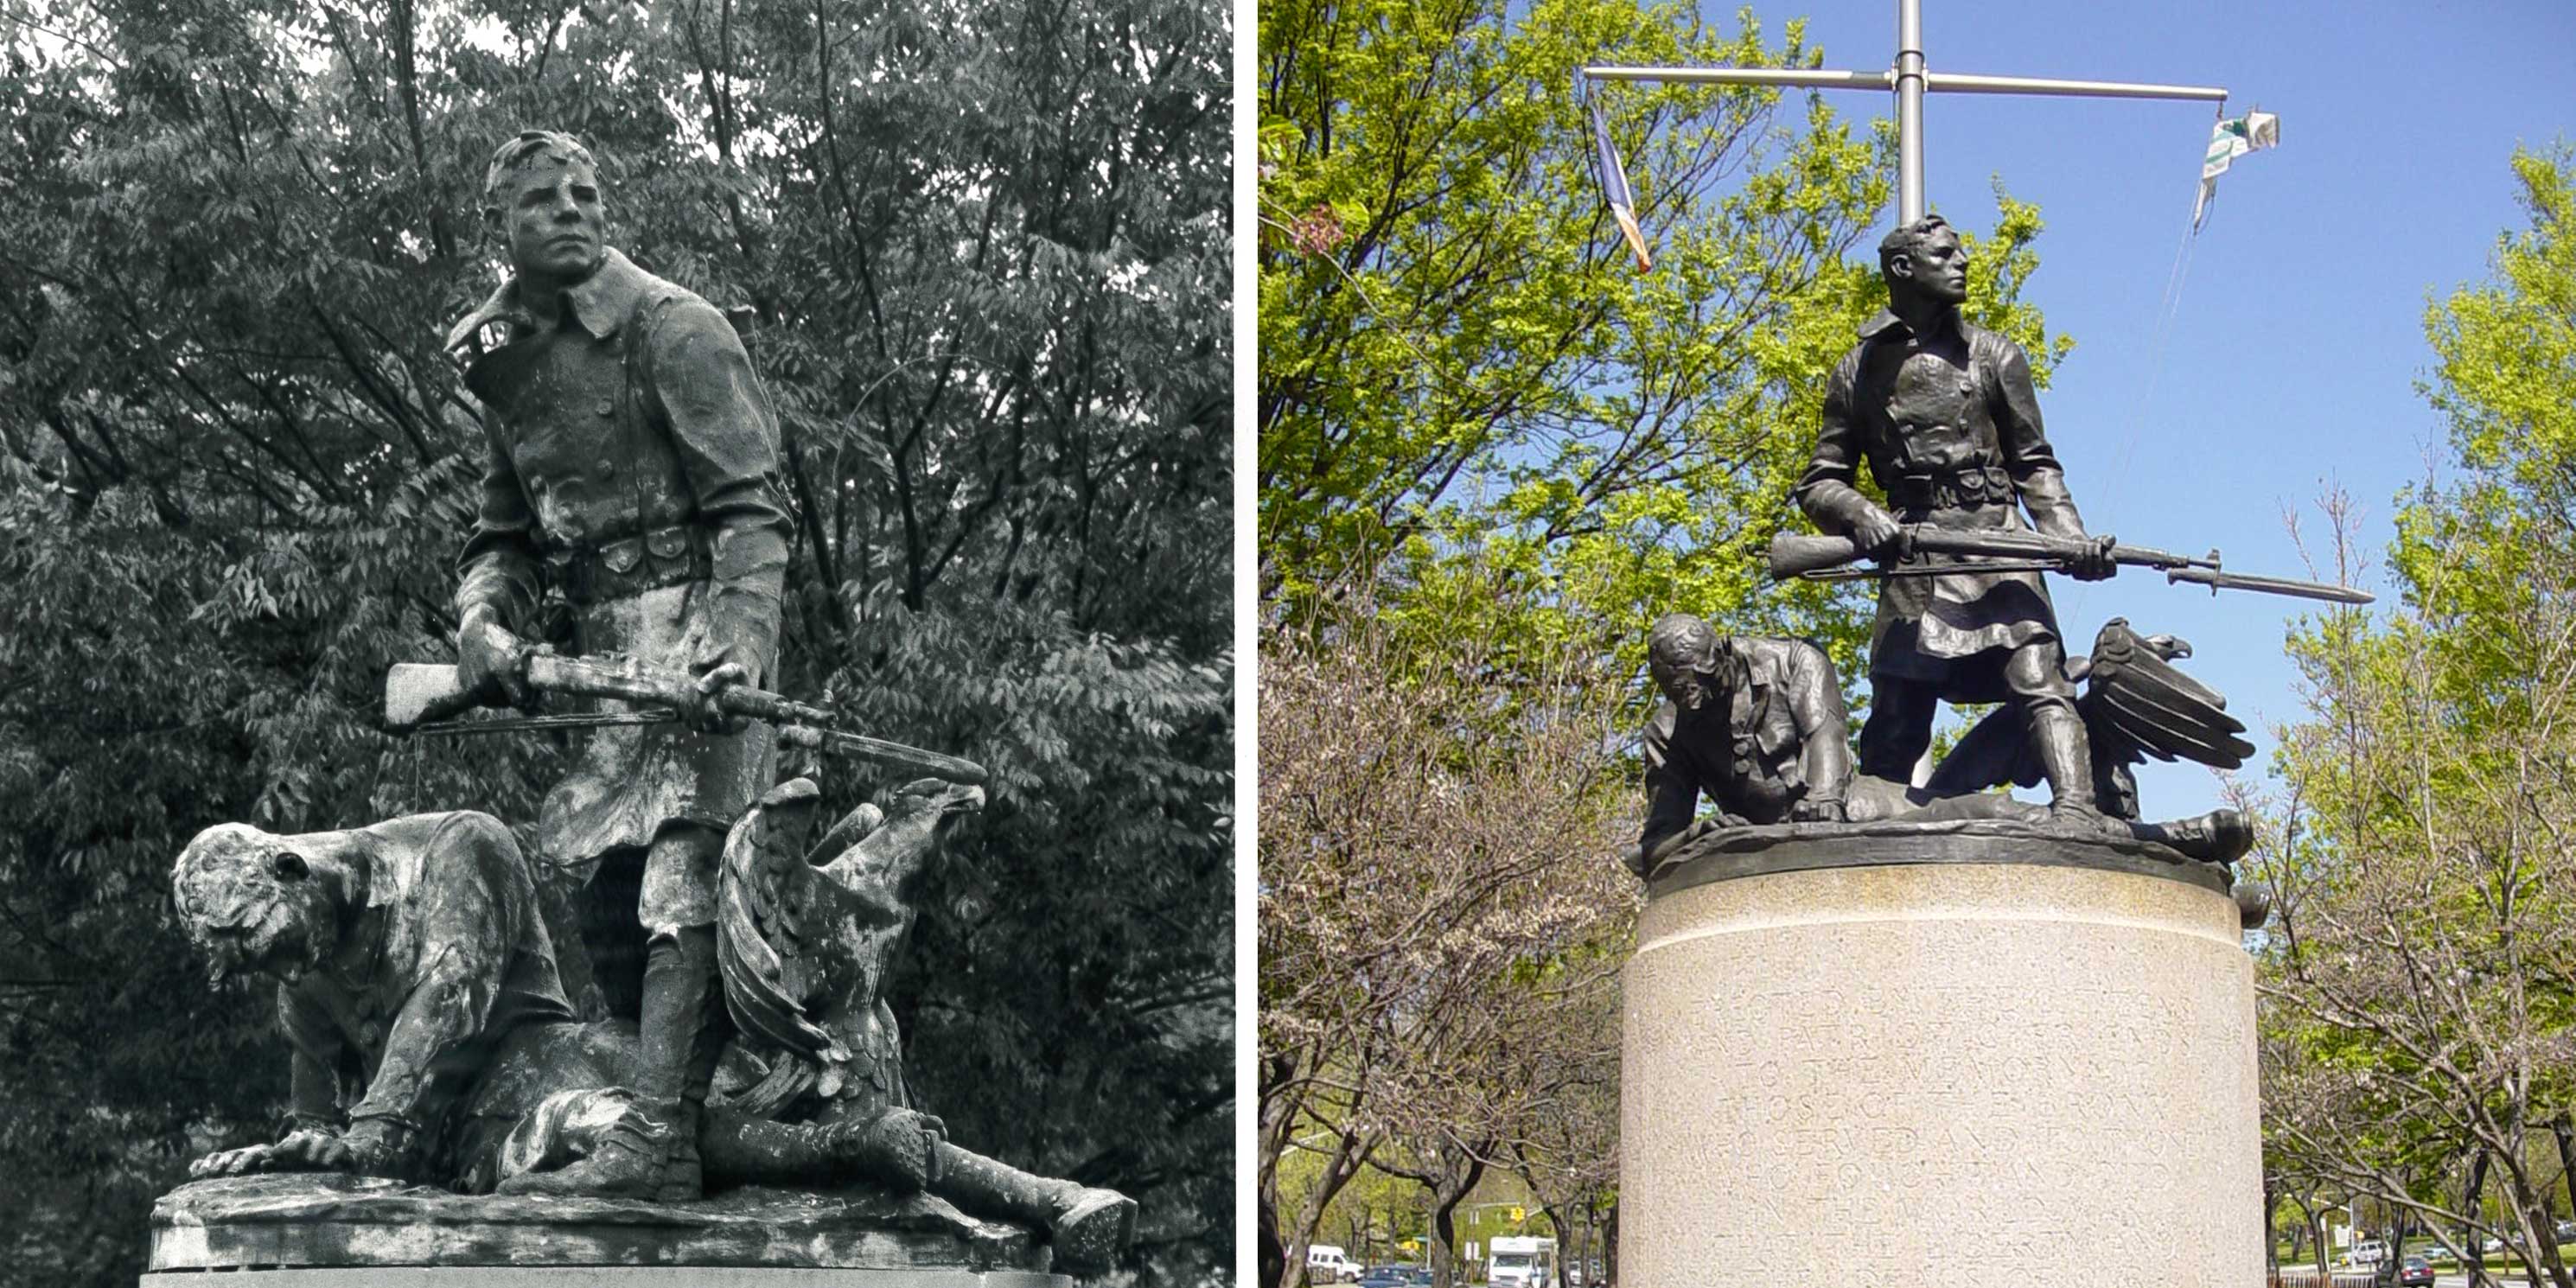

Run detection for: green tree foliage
[[1256, 0, 2067, 683], [2251, 146, 2576, 1283], [0, 2, 1229, 1282]]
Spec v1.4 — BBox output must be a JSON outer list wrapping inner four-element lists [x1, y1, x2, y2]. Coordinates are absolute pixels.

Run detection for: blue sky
[[1685, 0, 2576, 816]]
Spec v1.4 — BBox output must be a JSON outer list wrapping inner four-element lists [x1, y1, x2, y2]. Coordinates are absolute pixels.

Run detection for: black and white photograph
[[0, 1, 1231, 1283]]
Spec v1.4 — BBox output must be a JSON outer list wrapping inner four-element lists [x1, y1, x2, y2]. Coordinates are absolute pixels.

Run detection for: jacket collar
[[443, 247, 650, 358], [1857, 304, 1964, 342]]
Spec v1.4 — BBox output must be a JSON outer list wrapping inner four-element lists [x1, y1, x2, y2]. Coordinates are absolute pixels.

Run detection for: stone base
[[147, 1175, 1065, 1285], [1621, 821, 2260, 1288]]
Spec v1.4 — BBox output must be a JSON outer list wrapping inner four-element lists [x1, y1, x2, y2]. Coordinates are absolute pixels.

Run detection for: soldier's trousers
[[638, 825, 730, 1118], [1859, 637, 2078, 783]]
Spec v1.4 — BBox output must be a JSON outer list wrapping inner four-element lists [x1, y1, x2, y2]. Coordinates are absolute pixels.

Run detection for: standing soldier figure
[[444, 130, 790, 1201], [1795, 214, 2119, 825]]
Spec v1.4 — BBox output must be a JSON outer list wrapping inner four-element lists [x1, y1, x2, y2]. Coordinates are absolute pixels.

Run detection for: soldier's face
[[1653, 645, 1723, 712], [491, 154, 606, 284], [1893, 228, 1968, 304]]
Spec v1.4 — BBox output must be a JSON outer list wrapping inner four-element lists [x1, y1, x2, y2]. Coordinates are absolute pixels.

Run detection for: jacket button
[[595, 398, 615, 417]]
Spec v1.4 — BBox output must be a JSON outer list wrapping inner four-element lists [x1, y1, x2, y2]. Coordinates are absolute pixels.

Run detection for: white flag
[[2194, 110, 2280, 230]]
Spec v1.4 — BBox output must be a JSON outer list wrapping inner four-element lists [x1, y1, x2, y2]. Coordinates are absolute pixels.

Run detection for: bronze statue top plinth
[[1643, 816, 2231, 903]]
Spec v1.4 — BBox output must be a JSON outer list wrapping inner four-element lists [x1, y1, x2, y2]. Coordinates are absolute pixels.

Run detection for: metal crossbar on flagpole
[[1584, 0, 2228, 225]]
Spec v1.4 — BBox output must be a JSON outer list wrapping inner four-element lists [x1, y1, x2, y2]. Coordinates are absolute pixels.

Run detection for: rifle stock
[[1768, 532, 1870, 579]]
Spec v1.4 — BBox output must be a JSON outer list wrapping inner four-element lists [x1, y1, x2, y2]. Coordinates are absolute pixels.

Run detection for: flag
[[1589, 98, 1654, 271], [2194, 109, 2279, 230]]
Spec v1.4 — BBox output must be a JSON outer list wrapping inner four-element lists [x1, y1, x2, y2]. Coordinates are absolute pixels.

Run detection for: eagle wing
[[716, 778, 851, 1067], [2081, 619, 2254, 770]]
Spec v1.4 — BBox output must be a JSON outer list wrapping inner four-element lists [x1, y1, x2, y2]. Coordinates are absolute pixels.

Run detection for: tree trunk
[[1257, 1054, 1295, 1288], [1428, 1152, 1486, 1288], [2557, 1118, 2576, 1228], [2465, 1149, 2493, 1288], [1602, 1199, 1618, 1288], [2264, 1183, 2280, 1277], [1260, 1195, 1286, 1288]]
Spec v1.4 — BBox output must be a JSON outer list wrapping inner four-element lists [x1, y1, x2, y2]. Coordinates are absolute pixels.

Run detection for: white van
[[2351, 1239, 2388, 1266], [1308, 1245, 1355, 1283], [1489, 1235, 1554, 1288]]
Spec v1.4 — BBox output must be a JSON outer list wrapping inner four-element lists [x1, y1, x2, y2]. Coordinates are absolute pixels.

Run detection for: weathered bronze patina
[[169, 813, 934, 1196], [444, 128, 791, 1205], [169, 793, 1134, 1271]]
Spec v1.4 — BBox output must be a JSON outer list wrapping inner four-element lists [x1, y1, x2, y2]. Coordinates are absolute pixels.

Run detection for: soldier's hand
[[190, 1142, 281, 1179], [457, 611, 534, 710], [1851, 508, 1907, 560], [2071, 532, 2119, 582], [689, 661, 752, 735], [189, 1126, 345, 1179]]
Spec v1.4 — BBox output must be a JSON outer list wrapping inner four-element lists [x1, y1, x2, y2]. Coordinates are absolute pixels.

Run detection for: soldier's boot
[[931, 1143, 1137, 1275], [495, 927, 727, 1202], [2128, 808, 2254, 865], [2029, 703, 2111, 831]]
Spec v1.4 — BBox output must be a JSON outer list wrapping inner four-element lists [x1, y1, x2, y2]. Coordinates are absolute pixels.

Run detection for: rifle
[[383, 654, 988, 786], [1767, 526, 2374, 606]]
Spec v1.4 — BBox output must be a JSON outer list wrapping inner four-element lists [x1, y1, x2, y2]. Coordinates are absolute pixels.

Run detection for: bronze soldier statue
[[1796, 214, 2118, 826], [444, 130, 789, 1202]]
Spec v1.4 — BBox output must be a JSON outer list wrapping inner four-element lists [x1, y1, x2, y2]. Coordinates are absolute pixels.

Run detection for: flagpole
[[1584, 0, 2226, 227], [1896, 0, 1926, 222]]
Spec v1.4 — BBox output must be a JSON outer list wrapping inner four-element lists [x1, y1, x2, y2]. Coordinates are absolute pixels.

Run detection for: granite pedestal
[[143, 1174, 1071, 1286], [1620, 820, 2262, 1288]]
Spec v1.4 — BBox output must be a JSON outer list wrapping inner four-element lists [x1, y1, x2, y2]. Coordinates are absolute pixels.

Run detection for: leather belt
[[545, 523, 711, 605], [1888, 465, 2012, 511]]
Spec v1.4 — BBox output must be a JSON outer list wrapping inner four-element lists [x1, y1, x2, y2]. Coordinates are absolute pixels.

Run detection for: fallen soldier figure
[[171, 793, 1132, 1273]]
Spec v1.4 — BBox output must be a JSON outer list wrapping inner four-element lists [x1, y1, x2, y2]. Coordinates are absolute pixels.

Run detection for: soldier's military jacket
[[447, 249, 791, 875], [1639, 635, 1852, 854], [245, 813, 579, 1180], [1795, 309, 2088, 692]]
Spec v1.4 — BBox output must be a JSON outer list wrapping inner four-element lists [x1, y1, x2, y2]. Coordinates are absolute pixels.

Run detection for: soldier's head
[[1648, 613, 1729, 713], [1878, 214, 1967, 308], [481, 130, 607, 287]]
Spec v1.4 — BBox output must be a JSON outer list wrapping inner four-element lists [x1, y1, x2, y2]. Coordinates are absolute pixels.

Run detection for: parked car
[[1356, 1270, 1410, 1288], [2394, 1255, 2433, 1287]]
